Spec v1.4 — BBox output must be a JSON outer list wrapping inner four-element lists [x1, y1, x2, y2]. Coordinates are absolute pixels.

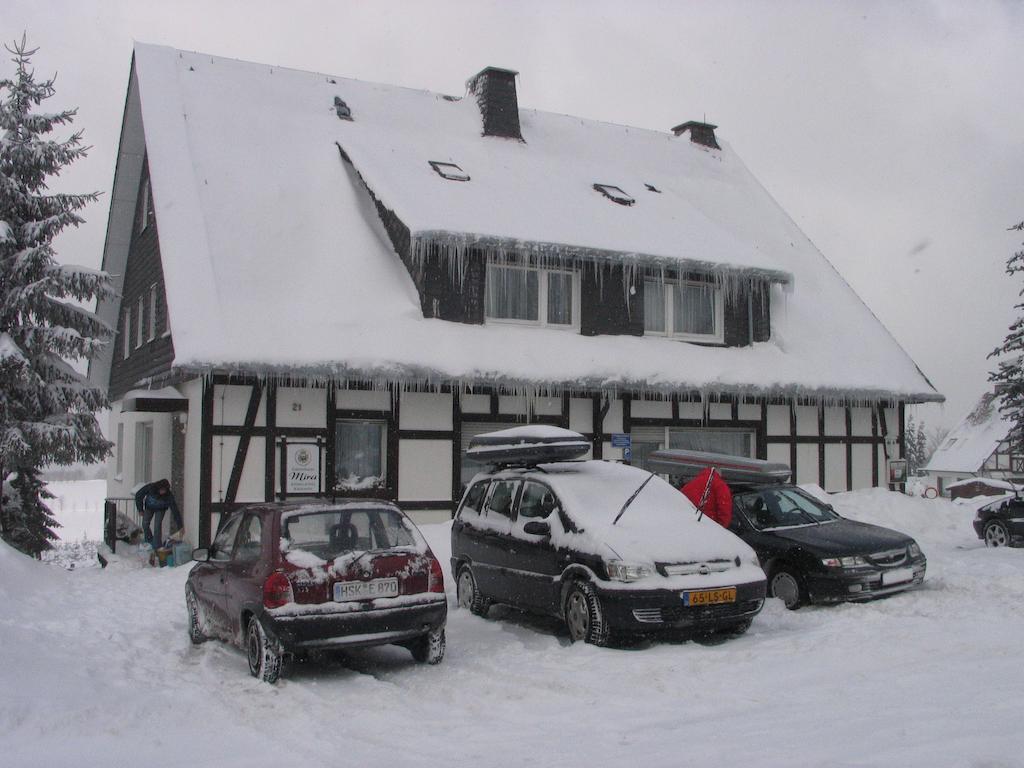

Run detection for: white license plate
[[333, 578, 399, 602], [881, 567, 914, 586]]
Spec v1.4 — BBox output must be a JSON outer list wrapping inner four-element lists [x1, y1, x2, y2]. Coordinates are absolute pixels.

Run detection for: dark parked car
[[186, 500, 447, 682], [973, 496, 1024, 547], [451, 427, 766, 646], [649, 450, 927, 609]]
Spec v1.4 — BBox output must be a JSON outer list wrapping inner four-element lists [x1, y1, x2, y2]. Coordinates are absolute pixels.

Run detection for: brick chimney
[[467, 67, 522, 140], [672, 120, 720, 150]]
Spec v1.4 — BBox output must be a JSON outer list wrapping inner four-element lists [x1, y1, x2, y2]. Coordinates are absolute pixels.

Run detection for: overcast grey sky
[[5, 0, 1023, 429]]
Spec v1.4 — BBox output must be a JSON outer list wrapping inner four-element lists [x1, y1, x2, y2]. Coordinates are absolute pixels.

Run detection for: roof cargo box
[[648, 449, 791, 485], [465, 426, 590, 467]]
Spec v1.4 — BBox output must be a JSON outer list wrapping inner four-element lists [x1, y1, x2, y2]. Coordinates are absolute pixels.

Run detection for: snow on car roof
[[506, 460, 751, 563], [94, 44, 941, 404]]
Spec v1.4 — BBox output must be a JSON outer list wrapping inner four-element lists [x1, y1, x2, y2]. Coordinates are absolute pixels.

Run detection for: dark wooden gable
[[580, 264, 644, 337], [109, 158, 176, 400]]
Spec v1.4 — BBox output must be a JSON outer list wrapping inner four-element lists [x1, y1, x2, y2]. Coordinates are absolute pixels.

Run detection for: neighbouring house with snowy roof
[[925, 389, 1021, 497], [90, 44, 941, 548]]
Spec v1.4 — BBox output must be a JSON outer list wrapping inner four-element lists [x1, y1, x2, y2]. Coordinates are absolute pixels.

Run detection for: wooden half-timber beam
[[199, 377, 214, 548], [224, 383, 263, 505]]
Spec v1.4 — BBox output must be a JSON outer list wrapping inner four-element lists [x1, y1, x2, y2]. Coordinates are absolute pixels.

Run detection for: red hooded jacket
[[680, 467, 733, 528]]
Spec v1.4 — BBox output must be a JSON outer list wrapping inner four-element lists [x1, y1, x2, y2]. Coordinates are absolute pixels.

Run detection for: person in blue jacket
[[135, 479, 183, 549]]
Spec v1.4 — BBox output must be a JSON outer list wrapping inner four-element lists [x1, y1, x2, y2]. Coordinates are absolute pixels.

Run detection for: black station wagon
[[974, 495, 1024, 547]]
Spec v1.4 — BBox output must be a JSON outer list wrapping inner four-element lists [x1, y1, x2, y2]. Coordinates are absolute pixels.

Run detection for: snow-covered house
[[925, 390, 1020, 496], [91, 44, 941, 547]]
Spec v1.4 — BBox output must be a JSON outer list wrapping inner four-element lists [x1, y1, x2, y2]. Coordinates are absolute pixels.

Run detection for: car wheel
[[185, 587, 207, 645], [769, 567, 805, 610], [456, 566, 491, 617], [246, 616, 283, 684], [984, 520, 1010, 548], [563, 581, 610, 647], [409, 627, 446, 665]]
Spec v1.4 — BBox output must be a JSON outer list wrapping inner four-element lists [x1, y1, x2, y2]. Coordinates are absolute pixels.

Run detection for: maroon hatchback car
[[185, 500, 447, 682]]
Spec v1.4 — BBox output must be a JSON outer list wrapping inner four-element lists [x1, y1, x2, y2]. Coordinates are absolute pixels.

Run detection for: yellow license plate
[[682, 587, 737, 607]]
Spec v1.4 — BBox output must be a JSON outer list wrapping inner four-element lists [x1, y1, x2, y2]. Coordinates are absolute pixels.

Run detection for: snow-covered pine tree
[[0, 36, 112, 557], [989, 221, 1024, 454], [904, 414, 929, 474]]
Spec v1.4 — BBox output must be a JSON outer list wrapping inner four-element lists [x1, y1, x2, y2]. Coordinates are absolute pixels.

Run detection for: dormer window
[[334, 96, 352, 120], [485, 258, 579, 330], [430, 161, 470, 181], [593, 184, 634, 206], [644, 277, 723, 343]]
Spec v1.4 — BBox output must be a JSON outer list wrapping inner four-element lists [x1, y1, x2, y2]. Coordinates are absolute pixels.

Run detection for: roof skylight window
[[593, 184, 635, 206], [333, 96, 352, 121], [645, 183, 661, 193], [430, 161, 470, 182]]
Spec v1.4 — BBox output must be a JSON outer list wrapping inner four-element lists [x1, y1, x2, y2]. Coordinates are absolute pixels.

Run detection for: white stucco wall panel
[[709, 403, 731, 420], [738, 403, 761, 421], [569, 398, 592, 433], [398, 440, 452, 501], [400, 391, 453, 431], [335, 388, 391, 411], [852, 444, 873, 490], [824, 444, 846, 492], [212, 384, 266, 426], [795, 406, 819, 437], [767, 405, 790, 436], [533, 397, 563, 416], [824, 407, 846, 436], [276, 386, 326, 428], [796, 444, 819, 485], [460, 393, 490, 414], [632, 399, 672, 419], [603, 399, 623, 434], [850, 407, 873, 437]]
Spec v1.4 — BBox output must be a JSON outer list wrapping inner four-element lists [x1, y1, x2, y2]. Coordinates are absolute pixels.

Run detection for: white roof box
[[647, 449, 791, 485], [465, 426, 590, 467]]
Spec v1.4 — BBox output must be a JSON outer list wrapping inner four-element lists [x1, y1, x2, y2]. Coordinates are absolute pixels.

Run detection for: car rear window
[[281, 508, 422, 562]]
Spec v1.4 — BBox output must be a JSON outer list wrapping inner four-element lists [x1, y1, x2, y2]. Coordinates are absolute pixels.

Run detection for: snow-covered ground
[[4, 487, 1023, 767], [44, 479, 106, 542]]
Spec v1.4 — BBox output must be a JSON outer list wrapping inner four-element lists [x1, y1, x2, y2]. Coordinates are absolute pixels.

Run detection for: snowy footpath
[[2, 489, 1023, 767]]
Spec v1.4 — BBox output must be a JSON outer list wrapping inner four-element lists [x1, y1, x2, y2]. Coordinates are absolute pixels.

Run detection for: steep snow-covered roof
[[95, 43, 940, 403], [926, 393, 1011, 473]]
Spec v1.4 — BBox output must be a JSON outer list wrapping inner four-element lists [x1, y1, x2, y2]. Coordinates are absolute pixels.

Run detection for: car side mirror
[[192, 547, 210, 562], [523, 521, 551, 537]]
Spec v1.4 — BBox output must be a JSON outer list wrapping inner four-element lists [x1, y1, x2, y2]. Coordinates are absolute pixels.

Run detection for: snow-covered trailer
[[90, 46, 941, 549]]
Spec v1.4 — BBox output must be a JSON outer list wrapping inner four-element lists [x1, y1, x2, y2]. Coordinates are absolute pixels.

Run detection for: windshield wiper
[[612, 472, 656, 526]]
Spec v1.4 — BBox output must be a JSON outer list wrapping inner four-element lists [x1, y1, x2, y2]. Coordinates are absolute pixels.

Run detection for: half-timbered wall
[[185, 375, 908, 542]]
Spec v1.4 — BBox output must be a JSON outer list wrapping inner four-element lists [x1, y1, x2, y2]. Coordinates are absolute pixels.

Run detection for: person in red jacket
[[680, 467, 733, 528]]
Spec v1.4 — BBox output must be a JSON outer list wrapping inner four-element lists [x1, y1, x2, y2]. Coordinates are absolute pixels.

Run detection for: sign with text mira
[[286, 441, 321, 494]]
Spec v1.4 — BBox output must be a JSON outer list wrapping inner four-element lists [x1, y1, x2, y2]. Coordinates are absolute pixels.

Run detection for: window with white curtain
[[335, 420, 386, 490], [485, 259, 579, 329], [135, 296, 144, 348], [122, 311, 131, 359], [644, 278, 723, 342], [134, 421, 153, 485], [148, 285, 158, 341]]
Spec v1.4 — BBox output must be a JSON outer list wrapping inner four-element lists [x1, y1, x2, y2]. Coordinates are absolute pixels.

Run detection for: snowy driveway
[[2, 490, 1022, 767]]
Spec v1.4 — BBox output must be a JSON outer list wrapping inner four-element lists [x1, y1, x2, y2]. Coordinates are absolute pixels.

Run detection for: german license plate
[[334, 578, 399, 602], [682, 587, 737, 607], [881, 567, 914, 586]]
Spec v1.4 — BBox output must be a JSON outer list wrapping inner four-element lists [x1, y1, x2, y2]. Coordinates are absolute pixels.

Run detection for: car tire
[[409, 627, 446, 665], [984, 520, 1010, 548], [246, 616, 283, 684], [769, 566, 805, 610], [456, 565, 491, 617], [723, 618, 753, 637], [185, 587, 207, 645], [563, 581, 610, 647]]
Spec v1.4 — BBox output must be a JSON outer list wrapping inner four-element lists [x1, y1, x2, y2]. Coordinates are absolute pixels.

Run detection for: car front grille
[[866, 548, 908, 567], [657, 559, 734, 577], [632, 599, 762, 624]]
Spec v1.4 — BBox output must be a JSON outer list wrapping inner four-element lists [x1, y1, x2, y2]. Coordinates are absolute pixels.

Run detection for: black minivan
[[451, 428, 766, 646]]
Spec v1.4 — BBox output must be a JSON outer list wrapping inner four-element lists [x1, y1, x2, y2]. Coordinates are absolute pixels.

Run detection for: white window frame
[[135, 296, 145, 349], [643, 277, 724, 343], [115, 422, 124, 478], [148, 284, 158, 341], [134, 421, 153, 486], [140, 177, 151, 232], [484, 258, 581, 331], [122, 311, 131, 359]]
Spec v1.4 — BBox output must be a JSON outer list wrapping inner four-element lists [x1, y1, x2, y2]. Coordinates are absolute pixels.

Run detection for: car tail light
[[263, 571, 293, 609], [427, 554, 445, 593]]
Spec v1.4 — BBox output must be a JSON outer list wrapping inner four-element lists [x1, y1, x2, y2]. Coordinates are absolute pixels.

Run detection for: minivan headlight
[[821, 555, 867, 568], [605, 560, 653, 582]]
